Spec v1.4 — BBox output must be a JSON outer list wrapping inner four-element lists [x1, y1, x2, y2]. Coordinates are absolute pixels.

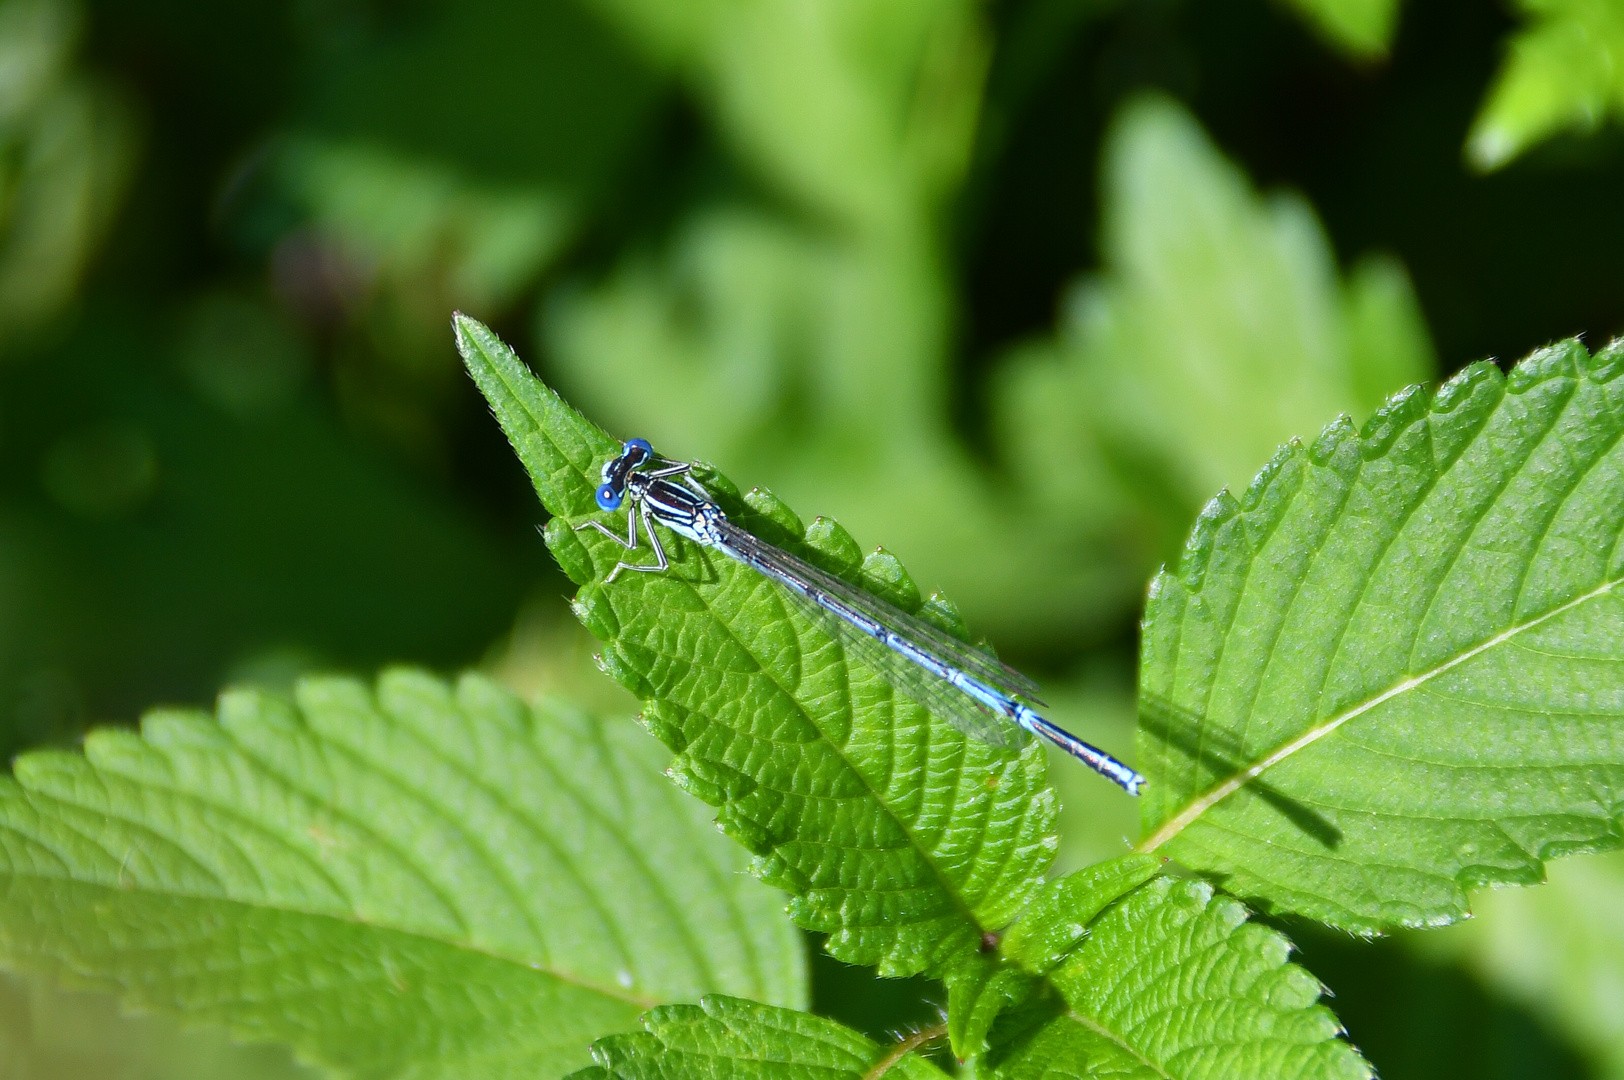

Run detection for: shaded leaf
[[1344, 254, 1438, 417], [0, 970, 317, 1080], [279, 137, 574, 317], [999, 854, 1161, 975], [994, 95, 1433, 526], [578, 995, 948, 1080], [578, 0, 985, 230], [0, 0, 136, 343], [1421, 847, 1624, 1079], [1279, 0, 1402, 58]]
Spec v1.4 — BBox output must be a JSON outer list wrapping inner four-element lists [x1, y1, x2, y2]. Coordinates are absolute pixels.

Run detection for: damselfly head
[[600, 437, 656, 498]]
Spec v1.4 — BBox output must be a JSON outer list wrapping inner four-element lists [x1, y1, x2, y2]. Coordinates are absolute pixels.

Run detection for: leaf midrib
[[717, 552, 993, 928], [0, 822, 664, 1009], [1139, 573, 1624, 852], [470, 319, 1023, 943], [1065, 1008, 1175, 1080], [611, 532, 1009, 933]]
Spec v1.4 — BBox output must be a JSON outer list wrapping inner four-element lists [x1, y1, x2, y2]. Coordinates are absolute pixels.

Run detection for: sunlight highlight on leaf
[[1140, 337, 1624, 932]]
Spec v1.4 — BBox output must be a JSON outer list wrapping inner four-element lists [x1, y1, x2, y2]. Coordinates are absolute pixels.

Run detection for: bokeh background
[[0, 0, 1622, 1076]]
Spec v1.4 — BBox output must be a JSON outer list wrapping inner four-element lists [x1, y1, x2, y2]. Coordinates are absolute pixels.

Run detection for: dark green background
[[1, 0, 1615, 1075]]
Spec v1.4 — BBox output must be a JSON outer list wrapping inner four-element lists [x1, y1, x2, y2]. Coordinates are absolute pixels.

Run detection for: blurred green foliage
[[1467, 0, 1624, 170], [1280, 0, 1402, 57], [0, 0, 131, 343], [0, 0, 1618, 1075], [0, 972, 315, 1080], [1417, 850, 1624, 1080]]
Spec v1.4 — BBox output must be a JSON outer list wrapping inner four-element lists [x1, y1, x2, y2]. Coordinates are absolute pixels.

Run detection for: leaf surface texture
[[458, 313, 1059, 982], [990, 877, 1370, 1080], [0, 667, 802, 1079], [1140, 339, 1624, 931]]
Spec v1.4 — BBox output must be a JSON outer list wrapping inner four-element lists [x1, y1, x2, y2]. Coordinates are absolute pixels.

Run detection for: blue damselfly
[[578, 438, 1144, 794]]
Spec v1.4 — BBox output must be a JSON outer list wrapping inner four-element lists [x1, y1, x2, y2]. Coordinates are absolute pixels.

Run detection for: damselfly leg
[[575, 503, 671, 581], [576, 436, 1145, 793]]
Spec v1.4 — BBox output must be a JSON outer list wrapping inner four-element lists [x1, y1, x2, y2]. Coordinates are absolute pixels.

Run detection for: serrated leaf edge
[[1138, 340, 1624, 861], [1139, 573, 1624, 852]]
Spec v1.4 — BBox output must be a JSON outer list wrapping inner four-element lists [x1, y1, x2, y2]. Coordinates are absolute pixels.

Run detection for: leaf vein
[[1140, 572, 1624, 851]]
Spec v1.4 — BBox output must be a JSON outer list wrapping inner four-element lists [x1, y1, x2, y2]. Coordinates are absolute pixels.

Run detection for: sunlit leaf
[[996, 94, 1435, 518], [0, 667, 804, 1078], [458, 314, 1060, 990], [460, 315, 1373, 1075], [987, 876, 1371, 1080], [1140, 338, 1624, 932]]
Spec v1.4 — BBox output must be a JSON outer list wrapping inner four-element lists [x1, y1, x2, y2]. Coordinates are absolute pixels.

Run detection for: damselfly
[[577, 438, 1144, 795]]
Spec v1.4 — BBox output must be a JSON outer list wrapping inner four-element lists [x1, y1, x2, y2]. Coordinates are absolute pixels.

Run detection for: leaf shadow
[[1140, 692, 1343, 850]]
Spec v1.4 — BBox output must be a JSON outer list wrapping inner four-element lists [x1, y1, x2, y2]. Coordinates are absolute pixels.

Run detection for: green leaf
[[1278, 0, 1402, 58], [0, 667, 804, 1079], [987, 876, 1371, 1080], [457, 316, 1060, 981], [542, 206, 1146, 652], [945, 959, 1038, 1061], [1139, 337, 1624, 932], [577, 0, 985, 231], [0, 970, 317, 1080], [455, 312, 620, 518], [1420, 847, 1624, 1078], [535, 5, 1150, 650], [999, 854, 1162, 975], [1343, 253, 1438, 418], [994, 95, 1434, 520], [1467, 0, 1624, 170], [459, 316, 1375, 1076], [578, 886, 1372, 1080], [579, 995, 949, 1080]]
